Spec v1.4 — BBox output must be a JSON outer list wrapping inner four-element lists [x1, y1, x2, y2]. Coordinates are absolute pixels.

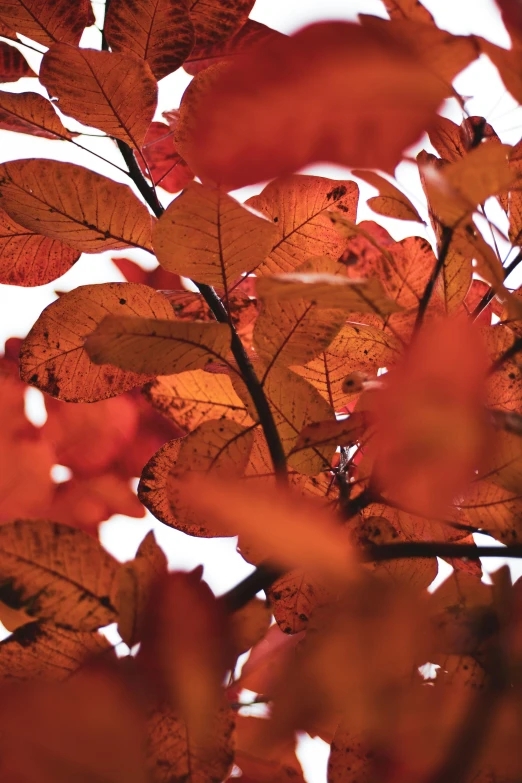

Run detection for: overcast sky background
[[0, 2, 521, 780]]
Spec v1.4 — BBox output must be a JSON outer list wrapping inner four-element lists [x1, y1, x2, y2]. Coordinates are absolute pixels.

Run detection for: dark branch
[[471, 249, 522, 322], [414, 225, 453, 332], [366, 541, 522, 561], [220, 563, 283, 612]]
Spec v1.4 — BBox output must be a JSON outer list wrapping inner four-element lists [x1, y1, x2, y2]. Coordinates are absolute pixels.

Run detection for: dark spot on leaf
[[119, 299, 126, 305], [326, 185, 347, 201], [11, 621, 44, 647], [0, 579, 25, 610]]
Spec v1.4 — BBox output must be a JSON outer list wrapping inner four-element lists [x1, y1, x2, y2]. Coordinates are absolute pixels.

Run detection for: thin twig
[[367, 542, 522, 561], [471, 249, 522, 322], [414, 225, 453, 332]]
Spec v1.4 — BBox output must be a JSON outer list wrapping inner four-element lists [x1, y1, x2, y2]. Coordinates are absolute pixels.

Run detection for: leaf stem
[[471, 248, 522, 322]]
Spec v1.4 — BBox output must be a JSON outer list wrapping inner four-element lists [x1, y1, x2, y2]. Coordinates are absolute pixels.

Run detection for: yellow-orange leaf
[[144, 369, 253, 432], [246, 175, 359, 274], [256, 271, 402, 316], [40, 45, 157, 150], [105, 0, 194, 81], [353, 169, 423, 223], [0, 160, 153, 252], [0, 0, 94, 47], [0, 622, 113, 680], [0, 520, 119, 631], [20, 283, 174, 402], [175, 473, 356, 581], [139, 420, 255, 535], [0, 205, 80, 286], [86, 317, 232, 376], [0, 91, 74, 139], [153, 181, 277, 286]]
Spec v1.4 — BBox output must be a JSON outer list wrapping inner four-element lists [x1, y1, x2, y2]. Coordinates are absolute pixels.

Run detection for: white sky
[[1, 3, 521, 781]]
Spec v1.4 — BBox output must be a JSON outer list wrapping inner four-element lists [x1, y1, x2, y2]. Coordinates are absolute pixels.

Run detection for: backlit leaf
[[229, 598, 271, 655], [0, 0, 94, 47], [139, 419, 255, 535], [40, 45, 157, 149], [0, 622, 113, 680], [246, 175, 359, 275], [461, 480, 522, 544], [188, 0, 254, 47], [21, 283, 174, 402], [0, 40, 35, 82], [117, 531, 168, 649], [177, 22, 448, 189], [86, 317, 232, 376], [0, 205, 80, 286], [0, 520, 119, 630], [353, 169, 423, 223], [153, 181, 277, 286], [0, 90, 74, 139], [382, 0, 435, 22], [268, 569, 333, 635], [175, 473, 357, 581], [105, 0, 194, 81], [0, 159, 153, 252], [144, 368, 253, 432], [138, 121, 194, 194]]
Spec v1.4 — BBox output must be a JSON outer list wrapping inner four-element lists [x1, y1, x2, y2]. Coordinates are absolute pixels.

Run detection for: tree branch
[[414, 225, 453, 332], [471, 249, 522, 322], [366, 541, 522, 561]]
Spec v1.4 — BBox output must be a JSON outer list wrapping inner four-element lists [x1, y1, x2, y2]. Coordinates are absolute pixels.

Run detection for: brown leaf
[[353, 169, 424, 223], [147, 700, 234, 783], [177, 22, 449, 189], [0, 159, 153, 252], [138, 420, 255, 536], [105, 0, 194, 81], [245, 175, 358, 275], [184, 18, 284, 75], [0, 520, 119, 630], [144, 368, 253, 432], [294, 413, 368, 454], [0, 90, 74, 138], [268, 569, 333, 635], [188, 0, 254, 48], [462, 480, 522, 544], [40, 45, 157, 150], [86, 317, 232, 376], [21, 283, 174, 402], [0, 40, 35, 82], [0, 0, 94, 47], [138, 121, 194, 194], [0, 205, 80, 286], [0, 622, 113, 680], [153, 181, 277, 286], [118, 531, 168, 648]]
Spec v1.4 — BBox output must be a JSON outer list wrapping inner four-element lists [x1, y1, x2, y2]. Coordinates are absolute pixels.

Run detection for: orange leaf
[[40, 45, 157, 149], [0, 0, 94, 47], [0, 40, 35, 82], [0, 90, 74, 138], [105, 0, 194, 81], [176, 22, 448, 189], [0, 159, 154, 252], [21, 283, 174, 402]]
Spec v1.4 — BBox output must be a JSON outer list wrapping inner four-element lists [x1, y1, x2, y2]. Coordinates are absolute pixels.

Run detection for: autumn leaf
[[86, 317, 232, 376], [229, 598, 271, 655], [0, 90, 74, 139], [117, 531, 168, 649], [0, 40, 35, 82], [245, 175, 359, 275], [184, 18, 285, 75], [0, 622, 113, 680], [40, 46, 157, 150], [153, 181, 278, 287], [0, 205, 80, 286], [382, 0, 435, 22], [174, 473, 357, 581], [353, 169, 424, 223], [138, 420, 255, 536], [188, 0, 254, 48], [20, 283, 174, 402], [105, 0, 194, 81], [0, 160, 154, 252], [138, 121, 194, 194], [144, 368, 253, 432], [0, 0, 94, 47], [0, 520, 119, 630], [176, 22, 449, 189], [147, 700, 234, 783]]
